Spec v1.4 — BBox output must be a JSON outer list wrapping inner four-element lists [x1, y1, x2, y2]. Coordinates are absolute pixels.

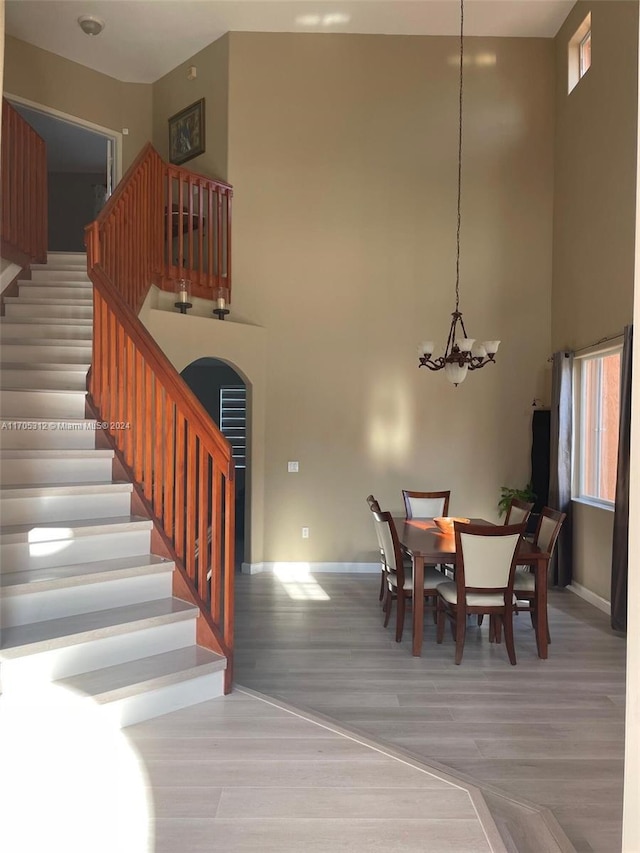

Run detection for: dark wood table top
[[393, 517, 548, 563]]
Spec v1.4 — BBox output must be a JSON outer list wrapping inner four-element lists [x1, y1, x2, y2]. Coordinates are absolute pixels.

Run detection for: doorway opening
[[7, 98, 120, 253], [181, 358, 248, 570]]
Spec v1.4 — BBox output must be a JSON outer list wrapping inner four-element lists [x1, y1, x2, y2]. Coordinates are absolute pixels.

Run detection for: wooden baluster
[[186, 429, 197, 581], [207, 185, 214, 286], [187, 175, 194, 277], [116, 323, 126, 453], [197, 444, 210, 601], [224, 470, 236, 647], [164, 397, 175, 538], [178, 177, 184, 278], [91, 290, 102, 407], [216, 191, 223, 290], [226, 192, 232, 294], [174, 412, 186, 561], [197, 179, 204, 286], [100, 291, 109, 420], [144, 364, 153, 501], [124, 337, 135, 467], [134, 350, 144, 483], [210, 466, 223, 623], [165, 168, 173, 280], [153, 377, 164, 522], [108, 309, 117, 426]]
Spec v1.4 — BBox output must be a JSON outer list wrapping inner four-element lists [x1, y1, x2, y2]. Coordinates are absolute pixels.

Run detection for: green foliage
[[498, 484, 536, 518]]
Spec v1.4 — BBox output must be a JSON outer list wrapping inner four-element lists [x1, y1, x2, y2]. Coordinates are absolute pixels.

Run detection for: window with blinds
[[219, 386, 247, 469]]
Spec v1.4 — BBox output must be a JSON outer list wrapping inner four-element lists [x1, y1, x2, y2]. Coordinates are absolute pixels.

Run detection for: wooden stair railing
[[86, 143, 235, 690], [1, 98, 47, 266], [90, 142, 232, 313]]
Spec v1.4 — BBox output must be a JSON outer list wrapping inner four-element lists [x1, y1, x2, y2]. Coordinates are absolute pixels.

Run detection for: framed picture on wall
[[168, 98, 205, 166]]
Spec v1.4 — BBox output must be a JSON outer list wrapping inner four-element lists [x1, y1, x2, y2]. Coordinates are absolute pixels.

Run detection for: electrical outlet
[[302, 527, 309, 539], [288, 461, 299, 473]]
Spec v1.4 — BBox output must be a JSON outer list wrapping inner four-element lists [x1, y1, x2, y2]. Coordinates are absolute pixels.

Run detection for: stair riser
[[0, 425, 97, 450], [105, 672, 226, 728], [0, 457, 112, 485], [0, 389, 87, 418], [30, 270, 91, 282], [0, 491, 132, 526], [0, 344, 92, 363], [1, 369, 88, 391], [0, 617, 196, 684], [18, 285, 93, 300], [46, 253, 87, 266], [4, 303, 92, 319], [0, 530, 151, 573], [0, 322, 92, 340], [1, 572, 173, 628]]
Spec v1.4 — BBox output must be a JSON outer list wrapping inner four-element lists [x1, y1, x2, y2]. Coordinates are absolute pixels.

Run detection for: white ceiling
[[5, 0, 575, 84]]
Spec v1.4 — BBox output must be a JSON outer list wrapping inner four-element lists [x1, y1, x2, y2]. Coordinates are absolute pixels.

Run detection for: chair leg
[[436, 597, 445, 644], [454, 608, 466, 665], [379, 569, 385, 602], [503, 607, 517, 665], [494, 616, 502, 644], [396, 592, 406, 643], [488, 615, 495, 643], [383, 589, 392, 628], [477, 614, 484, 626]]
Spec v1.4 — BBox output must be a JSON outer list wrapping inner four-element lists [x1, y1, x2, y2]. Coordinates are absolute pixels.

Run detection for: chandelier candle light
[[417, 0, 499, 386]]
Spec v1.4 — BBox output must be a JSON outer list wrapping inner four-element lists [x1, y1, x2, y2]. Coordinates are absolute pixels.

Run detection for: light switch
[[287, 461, 299, 473]]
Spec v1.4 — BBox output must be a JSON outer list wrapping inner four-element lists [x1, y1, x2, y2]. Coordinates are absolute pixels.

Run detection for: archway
[[181, 357, 248, 570]]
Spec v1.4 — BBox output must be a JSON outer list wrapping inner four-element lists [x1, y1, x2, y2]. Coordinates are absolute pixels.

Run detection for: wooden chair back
[[372, 510, 407, 590], [402, 489, 450, 519], [533, 506, 566, 557], [505, 498, 534, 526], [454, 521, 525, 602]]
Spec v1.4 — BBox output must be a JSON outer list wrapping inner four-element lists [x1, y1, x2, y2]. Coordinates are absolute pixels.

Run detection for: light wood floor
[[127, 689, 504, 852], [234, 573, 626, 853]]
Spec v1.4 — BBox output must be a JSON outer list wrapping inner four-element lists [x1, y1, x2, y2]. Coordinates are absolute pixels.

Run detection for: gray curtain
[[611, 325, 633, 632], [549, 351, 573, 586]]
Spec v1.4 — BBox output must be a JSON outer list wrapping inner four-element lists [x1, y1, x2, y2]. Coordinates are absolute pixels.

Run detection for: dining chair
[[366, 494, 386, 602], [372, 509, 449, 643], [505, 498, 534, 527], [513, 506, 566, 643], [402, 489, 450, 519], [436, 521, 525, 665]]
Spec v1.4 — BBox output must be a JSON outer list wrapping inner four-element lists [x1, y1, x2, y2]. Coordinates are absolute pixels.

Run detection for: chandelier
[[417, 0, 499, 386]]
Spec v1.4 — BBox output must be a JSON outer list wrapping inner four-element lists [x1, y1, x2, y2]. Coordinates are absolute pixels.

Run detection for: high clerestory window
[[568, 13, 592, 93]]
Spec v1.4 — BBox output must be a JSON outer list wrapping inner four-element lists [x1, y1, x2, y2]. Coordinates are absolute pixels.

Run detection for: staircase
[[0, 252, 227, 726]]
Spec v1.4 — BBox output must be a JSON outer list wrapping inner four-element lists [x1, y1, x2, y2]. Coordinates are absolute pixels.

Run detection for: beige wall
[[226, 32, 555, 563], [152, 35, 229, 181], [552, 1, 638, 599], [2, 36, 152, 172]]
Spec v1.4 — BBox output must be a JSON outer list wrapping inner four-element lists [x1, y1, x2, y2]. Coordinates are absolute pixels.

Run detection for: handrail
[[87, 259, 235, 686], [89, 142, 232, 311], [85, 144, 236, 690], [1, 98, 47, 265]]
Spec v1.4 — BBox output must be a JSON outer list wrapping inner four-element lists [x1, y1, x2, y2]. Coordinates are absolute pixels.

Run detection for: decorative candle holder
[[174, 278, 192, 314], [213, 285, 230, 321]]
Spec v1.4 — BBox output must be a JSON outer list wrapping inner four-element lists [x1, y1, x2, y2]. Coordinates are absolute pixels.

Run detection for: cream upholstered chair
[[372, 509, 449, 643], [402, 489, 450, 519], [513, 506, 566, 642], [436, 521, 525, 664], [366, 494, 386, 602], [505, 498, 534, 527]]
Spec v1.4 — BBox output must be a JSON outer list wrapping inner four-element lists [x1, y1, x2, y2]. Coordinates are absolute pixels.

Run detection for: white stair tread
[[0, 449, 113, 459], [0, 597, 197, 655], [3, 297, 93, 306], [0, 316, 92, 326], [0, 362, 89, 371], [1, 554, 174, 593], [0, 337, 91, 347], [0, 386, 86, 394], [20, 278, 90, 284], [0, 481, 132, 497], [0, 514, 153, 544], [60, 646, 226, 702], [31, 264, 88, 271]]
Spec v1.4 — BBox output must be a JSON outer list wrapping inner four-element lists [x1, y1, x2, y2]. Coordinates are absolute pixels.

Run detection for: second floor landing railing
[[87, 142, 232, 314]]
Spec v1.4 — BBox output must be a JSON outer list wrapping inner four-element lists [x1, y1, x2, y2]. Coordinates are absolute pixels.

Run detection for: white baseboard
[[567, 581, 611, 616], [241, 561, 379, 575]]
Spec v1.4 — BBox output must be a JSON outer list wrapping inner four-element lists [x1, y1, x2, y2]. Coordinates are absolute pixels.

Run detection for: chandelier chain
[[455, 0, 464, 314]]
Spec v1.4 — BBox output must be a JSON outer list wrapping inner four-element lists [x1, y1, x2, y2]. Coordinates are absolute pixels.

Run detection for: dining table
[[393, 517, 552, 659]]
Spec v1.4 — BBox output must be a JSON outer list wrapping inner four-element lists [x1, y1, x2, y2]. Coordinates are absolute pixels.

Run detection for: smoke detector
[[77, 15, 105, 36]]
